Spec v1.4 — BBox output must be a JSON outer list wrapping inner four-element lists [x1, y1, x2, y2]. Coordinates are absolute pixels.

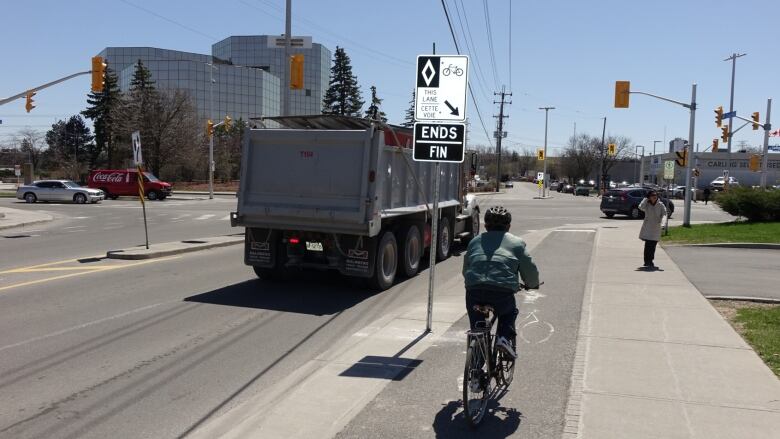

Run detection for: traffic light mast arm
[[731, 113, 770, 130], [0, 70, 91, 106], [629, 90, 694, 109]]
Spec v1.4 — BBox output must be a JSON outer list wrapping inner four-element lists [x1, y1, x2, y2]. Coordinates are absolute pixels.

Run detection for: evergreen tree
[[364, 86, 387, 123], [44, 115, 94, 172], [402, 90, 415, 128], [322, 47, 364, 116], [82, 67, 121, 168]]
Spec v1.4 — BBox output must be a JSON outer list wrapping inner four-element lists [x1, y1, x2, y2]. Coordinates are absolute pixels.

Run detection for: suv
[[600, 188, 675, 219], [710, 176, 739, 191]]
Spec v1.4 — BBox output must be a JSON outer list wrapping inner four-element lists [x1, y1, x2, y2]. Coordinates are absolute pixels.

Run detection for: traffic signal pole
[[683, 84, 696, 227], [0, 71, 91, 107], [760, 99, 772, 188]]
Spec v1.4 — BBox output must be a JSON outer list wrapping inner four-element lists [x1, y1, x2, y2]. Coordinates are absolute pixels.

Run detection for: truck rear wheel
[[400, 224, 422, 278], [370, 230, 398, 290], [436, 216, 453, 262]]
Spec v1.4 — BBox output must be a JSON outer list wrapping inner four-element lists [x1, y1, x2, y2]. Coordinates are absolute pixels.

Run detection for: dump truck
[[230, 115, 480, 290]]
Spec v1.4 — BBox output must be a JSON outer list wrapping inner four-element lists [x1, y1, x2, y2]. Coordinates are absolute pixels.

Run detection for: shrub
[[715, 187, 780, 222]]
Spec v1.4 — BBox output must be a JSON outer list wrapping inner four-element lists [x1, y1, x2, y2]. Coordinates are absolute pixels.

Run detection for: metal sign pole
[[683, 83, 696, 227], [137, 164, 149, 249], [426, 162, 440, 333]]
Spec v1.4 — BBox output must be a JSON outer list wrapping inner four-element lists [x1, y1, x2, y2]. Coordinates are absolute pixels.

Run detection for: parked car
[[88, 169, 172, 200], [16, 180, 104, 204], [504, 181, 514, 188], [561, 183, 575, 193], [600, 188, 675, 219], [670, 185, 687, 199], [549, 181, 560, 191], [574, 185, 591, 196], [710, 176, 739, 192]]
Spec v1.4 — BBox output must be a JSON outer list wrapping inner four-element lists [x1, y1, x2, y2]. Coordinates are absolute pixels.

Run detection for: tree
[[402, 90, 415, 128], [82, 67, 122, 168], [322, 47, 364, 116], [44, 116, 94, 179], [561, 134, 599, 183], [364, 85, 387, 123], [214, 118, 247, 181], [15, 128, 46, 173]]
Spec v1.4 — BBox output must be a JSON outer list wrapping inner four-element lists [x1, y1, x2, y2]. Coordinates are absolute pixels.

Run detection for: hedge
[[715, 187, 780, 222]]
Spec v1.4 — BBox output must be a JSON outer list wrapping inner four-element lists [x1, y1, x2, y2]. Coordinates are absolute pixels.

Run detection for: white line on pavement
[[194, 214, 215, 220]]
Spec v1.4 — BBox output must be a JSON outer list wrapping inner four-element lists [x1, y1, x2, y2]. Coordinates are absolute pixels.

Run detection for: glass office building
[[98, 36, 330, 123]]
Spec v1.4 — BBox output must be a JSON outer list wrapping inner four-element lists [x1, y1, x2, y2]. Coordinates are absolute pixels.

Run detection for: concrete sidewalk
[[0, 206, 53, 231], [567, 224, 780, 438]]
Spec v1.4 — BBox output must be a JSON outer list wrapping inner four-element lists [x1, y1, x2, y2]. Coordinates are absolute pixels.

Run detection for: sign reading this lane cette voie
[[413, 122, 465, 162], [414, 55, 468, 122]]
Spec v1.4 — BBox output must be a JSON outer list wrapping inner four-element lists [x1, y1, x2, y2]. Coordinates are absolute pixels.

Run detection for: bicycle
[[442, 64, 464, 76], [462, 284, 541, 427]]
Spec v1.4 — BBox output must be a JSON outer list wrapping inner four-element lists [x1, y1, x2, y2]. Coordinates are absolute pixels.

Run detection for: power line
[[482, 0, 501, 89], [440, 0, 494, 148], [451, 0, 491, 102], [116, 0, 218, 41]]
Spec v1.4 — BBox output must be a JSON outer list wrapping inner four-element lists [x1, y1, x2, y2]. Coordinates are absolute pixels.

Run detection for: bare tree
[[16, 128, 47, 173]]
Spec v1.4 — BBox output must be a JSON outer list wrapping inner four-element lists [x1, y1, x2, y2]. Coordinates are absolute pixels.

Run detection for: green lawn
[[735, 306, 780, 377], [663, 222, 780, 244], [0, 191, 16, 198]]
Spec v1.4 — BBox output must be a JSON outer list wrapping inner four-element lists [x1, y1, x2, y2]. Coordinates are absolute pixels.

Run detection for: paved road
[[666, 246, 780, 301], [0, 196, 236, 270], [0, 183, 738, 438]]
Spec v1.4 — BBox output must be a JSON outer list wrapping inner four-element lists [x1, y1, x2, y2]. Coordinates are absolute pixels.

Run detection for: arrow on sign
[[444, 100, 459, 116]]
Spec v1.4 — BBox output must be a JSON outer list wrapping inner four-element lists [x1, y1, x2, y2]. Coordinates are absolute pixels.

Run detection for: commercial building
[[98, 35, 330, 123], [643, 151, 780, 187]]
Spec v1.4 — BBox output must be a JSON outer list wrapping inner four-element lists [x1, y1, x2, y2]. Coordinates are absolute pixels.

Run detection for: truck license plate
[[306, 241, 323, 252]]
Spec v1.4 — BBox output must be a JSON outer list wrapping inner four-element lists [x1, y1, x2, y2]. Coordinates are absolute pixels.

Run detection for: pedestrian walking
[[638, 190, 667, 270], [703, 187, 711, 205]]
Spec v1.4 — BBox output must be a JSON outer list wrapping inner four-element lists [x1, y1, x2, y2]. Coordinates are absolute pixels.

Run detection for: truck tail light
[[289, 237, 300, 244]]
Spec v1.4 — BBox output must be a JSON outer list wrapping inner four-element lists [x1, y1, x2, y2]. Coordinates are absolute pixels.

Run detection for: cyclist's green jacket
[[462, 231, 540, 293]]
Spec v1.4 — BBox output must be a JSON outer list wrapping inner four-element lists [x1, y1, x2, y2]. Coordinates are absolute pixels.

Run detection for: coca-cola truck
[[88, 169, 172, 200]]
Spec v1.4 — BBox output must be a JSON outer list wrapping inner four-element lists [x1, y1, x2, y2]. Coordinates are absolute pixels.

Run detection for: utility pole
[[760, 98, 773, 188], [598, 117, 606, 194], [494, 86, 511, 192], [724, 53, 746, 157], [282, 0, 292, 116], [683, 83, 697, 227], [539, 106, 554, 197]]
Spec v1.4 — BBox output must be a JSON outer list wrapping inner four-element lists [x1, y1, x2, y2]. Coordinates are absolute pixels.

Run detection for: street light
[[635, 145, 645, 184], [653, 140, 661, 156], [539, 106, 555, 197]]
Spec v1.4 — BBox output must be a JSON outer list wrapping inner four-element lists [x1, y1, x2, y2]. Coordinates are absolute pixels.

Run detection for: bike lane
[[335, 228, 595, 439]]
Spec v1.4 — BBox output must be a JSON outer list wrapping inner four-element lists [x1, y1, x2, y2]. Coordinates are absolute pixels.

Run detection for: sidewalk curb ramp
[[663, 242, 780, 250], [106, 235, 243, 260]]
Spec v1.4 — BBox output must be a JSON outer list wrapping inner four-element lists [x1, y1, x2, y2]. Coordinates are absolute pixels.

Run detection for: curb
[[172, 191, 236, 196], [706, 295, 780, 304], [0, 216, 54, 231], [663, 242, 780, 250], [106, 235, 243, 260]]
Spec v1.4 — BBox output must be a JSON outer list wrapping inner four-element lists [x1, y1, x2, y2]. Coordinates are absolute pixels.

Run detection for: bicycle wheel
[[497, 349, 516, 387], [463, 337, 490, 427]]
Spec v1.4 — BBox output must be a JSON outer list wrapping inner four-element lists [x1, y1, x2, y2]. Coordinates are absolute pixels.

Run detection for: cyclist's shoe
[[496, 336, 518, 359]]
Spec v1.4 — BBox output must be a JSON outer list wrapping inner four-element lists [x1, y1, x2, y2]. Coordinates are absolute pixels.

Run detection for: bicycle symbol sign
[[414, 55, 469, 122]]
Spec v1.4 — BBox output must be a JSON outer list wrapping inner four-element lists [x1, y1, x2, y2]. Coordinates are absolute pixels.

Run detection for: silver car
[[16, 180, 105, 204]]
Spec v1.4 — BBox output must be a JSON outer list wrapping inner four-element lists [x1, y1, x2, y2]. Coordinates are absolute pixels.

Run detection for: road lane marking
[[0, 301, 169, 353], [220, 215, 231, 221], [0, 256, 105, 274], [0, 257, 180, 293], [63, 226, 87, 229], [5, 266, 116, 273], [194, 214, 215, 220]]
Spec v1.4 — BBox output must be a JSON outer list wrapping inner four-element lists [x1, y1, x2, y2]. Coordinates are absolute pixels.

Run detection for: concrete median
[[106, 234, 244, 260]]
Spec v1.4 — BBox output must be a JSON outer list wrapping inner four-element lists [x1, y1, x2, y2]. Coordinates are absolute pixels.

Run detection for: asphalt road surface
[[666, 246, 780, 301], [0, 183, 737, 438]]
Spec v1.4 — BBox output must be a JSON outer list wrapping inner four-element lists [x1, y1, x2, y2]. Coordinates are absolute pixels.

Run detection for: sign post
[[132, 131, 149, 250], [413, 53, 468, 333], [14, 164, 20, 187]]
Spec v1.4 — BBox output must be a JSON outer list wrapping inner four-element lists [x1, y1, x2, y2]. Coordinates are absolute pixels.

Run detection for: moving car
[[670, 185, 687, 199], [504, 181, 514, 188], [16, 180, 104, 204], [88, 169, 172, 200], [710, 176, 739, 192], [600, 188, 675, 219]]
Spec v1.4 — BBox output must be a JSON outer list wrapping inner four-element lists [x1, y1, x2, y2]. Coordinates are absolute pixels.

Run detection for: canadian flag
[[771, 129, 780, 137]]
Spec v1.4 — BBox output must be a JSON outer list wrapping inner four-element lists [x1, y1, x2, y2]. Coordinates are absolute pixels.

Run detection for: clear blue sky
[[1, 0, 778, 155]]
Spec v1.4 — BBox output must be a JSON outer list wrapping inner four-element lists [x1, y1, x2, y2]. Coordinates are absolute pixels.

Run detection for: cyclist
[[462, 206, 540, 359]]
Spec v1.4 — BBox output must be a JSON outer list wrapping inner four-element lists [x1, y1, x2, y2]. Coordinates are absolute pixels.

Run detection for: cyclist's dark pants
[[466, 288, 518, 342]]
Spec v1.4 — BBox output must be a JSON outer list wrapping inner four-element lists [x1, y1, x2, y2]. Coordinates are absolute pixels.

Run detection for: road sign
[[14, 165, 20, 177], [723, 111, 736, 119], [537, 172, 544, 181], [413, 123, 465, 162], [131, 131, 143, 165], [663, 160, 675, 179], [414, 55, 468, 122]]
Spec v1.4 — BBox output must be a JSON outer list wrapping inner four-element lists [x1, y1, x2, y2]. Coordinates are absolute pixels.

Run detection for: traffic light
[[694, 168, 700, 177], [607, 143, 616, 155], [24, 91, 36, 113], [751, 112, 760, 130], [206, 119, 214, 137], [614, 81, 630, 108], [91, 56, 107, 93], [712, 138, 719, 153], [721, 126, 730, 143], [224, 115, 232, 130], [537, 149, 545, 161], [675, 148, 688, 167], [290, 54, 304, 90], [749, 154, 761, 172], [714, 106, 724, 128]]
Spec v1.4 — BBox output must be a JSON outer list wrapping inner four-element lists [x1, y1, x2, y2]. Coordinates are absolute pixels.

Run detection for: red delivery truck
[[88, 169, 172, 200]]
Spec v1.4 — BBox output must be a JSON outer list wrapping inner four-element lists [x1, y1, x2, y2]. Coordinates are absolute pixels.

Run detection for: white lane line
[[555, 229, 596, 233], [171, 214, 192, 221], [0, 302, 168, 353], [63, 226, 87, 229], [220, 215, 231, 221], [194, 214, 215, 220]]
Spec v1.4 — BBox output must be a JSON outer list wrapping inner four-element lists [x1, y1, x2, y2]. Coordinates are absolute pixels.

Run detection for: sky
[[1, 0, 778, 156]]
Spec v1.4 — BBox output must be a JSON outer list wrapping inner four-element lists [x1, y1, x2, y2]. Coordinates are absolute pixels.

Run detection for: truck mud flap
[[245, 228, 279, 268], [339, 235, 376, 278]]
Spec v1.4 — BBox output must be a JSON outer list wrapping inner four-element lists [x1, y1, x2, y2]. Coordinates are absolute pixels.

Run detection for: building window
[[305, 89, 311, 97]]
